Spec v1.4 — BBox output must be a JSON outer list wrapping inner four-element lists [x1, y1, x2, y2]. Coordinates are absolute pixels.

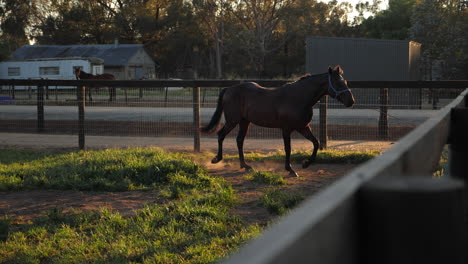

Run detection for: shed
[[0, 57, 104, 89], [306, 36, 422, 108], [9, 42, 156, 80]]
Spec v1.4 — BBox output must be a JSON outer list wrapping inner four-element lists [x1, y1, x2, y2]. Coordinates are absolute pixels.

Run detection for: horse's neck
[[82, 72, 94, 78], [288, 74, 328, 107]]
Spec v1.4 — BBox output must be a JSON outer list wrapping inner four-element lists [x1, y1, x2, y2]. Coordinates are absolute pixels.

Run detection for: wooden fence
[[1, 79, 468, 151]]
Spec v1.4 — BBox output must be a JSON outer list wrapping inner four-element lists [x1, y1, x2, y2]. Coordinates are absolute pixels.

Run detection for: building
[[0, 57, 104, 80], [7, 42, 156, 80], [306, 36, 422, 108]]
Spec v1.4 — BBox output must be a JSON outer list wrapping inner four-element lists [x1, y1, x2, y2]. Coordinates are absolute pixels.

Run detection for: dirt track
[[0, 132, 394, 153], [0, 133, 393, 225]]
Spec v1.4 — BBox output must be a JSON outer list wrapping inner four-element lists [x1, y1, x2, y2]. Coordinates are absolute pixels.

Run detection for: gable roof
[[10, 44, 148, 66]]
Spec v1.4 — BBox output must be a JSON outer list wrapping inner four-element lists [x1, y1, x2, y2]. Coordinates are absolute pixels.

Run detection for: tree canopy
[[0, 0, 467, 79]]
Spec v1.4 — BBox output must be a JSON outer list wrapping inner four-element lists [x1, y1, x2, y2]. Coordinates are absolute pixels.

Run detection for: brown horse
[[75, 68, 116, 101], [201, 66, 355, 177]]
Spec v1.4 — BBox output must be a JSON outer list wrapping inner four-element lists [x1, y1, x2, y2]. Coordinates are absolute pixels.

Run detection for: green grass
[[223, 150, 380, 164], [0, 147, 377, 263], [0, 148, 261, 263], [245, 170, 285, 185], [0, 148, 207, 191], [433, 146, 449, 177], [260, 188, 305, 215]]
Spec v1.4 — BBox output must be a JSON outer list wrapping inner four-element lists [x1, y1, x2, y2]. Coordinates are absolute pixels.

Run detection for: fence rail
[[1, 79, 468, 88], [1, 79, 468, 151]]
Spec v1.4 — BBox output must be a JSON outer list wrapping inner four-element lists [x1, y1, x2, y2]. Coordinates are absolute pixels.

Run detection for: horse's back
[[222, 82, 286, 127], [100, 73, 115, 80]]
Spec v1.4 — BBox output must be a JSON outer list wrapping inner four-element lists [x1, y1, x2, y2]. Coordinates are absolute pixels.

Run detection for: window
[[8, 67, 20, 76], [39, 67, 59, 75]]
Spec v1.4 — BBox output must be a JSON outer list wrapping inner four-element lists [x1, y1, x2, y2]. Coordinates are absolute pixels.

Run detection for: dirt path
[[0, 158, 357, 225], [0, 134, 391, 224]]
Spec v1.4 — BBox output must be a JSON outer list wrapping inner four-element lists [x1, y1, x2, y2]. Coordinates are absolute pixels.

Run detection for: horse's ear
[[334, 65, 343, 75], [328, 66, 333, 74]]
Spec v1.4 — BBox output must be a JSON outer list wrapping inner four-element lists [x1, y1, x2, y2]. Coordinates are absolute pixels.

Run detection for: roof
[[10, 44, 147, 66], [5, 56, 104, 64]]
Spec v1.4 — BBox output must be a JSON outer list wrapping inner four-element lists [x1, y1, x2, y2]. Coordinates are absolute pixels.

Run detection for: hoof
[[302, 159, 311, 169], [211, 156, 222, 164], [241, 164, 253, 171], [289, 170, 299, 177]]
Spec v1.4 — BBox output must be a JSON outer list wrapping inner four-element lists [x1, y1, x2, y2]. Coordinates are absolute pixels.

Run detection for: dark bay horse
[[201, 66, 355, 177], [75, 68, 116, 101]]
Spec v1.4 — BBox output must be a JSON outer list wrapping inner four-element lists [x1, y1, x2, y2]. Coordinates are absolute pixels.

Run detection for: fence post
[[10, 85, 15, 100], [28, 83, 32, 100], [37, 84, 45, 132], [378, 88, 389, 140], [193, 86, 201, 152], [449, 107, 468, 180], [319, 96, 328, 149], [77, 85, 86, 150], [359, 176, 466, 264]]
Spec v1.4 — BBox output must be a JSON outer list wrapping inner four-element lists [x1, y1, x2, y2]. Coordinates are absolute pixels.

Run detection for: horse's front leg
[[282, 129, 298, 177], [297, 126, 319, 168], [88, 88, 92, 102], [212, 122, 236, 164], [237, 119, 252, 170]]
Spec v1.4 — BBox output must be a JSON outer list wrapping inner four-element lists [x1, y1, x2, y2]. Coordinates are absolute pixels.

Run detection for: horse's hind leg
[[282, 128, 298, 177], [237, 119, 252, 170], [212, 122, 236, 164], [297, 125, 319, 168]]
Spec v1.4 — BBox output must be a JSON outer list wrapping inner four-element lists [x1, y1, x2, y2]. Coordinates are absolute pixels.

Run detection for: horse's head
[[75, 68, 81, 80], [327, 66, 354, 108]]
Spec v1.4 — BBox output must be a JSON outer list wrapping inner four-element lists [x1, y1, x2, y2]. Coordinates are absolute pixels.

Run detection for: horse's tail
[[201, 88, 227, 134]]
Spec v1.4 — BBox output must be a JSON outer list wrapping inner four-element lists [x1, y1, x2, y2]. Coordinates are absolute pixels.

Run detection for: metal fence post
[[37, 84, 44, 132], [319, 96, 328, 149], [77, 85, 86, 150], [378, 88, 389, 139], [359, 176, 466, 264], [193, 86, 201, 152]]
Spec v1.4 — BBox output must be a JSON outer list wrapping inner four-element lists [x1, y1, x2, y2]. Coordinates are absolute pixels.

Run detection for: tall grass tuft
[[0, 148, 207, 191], [223, 150, 380, 164], [245, 170, 285, 185], [260, 188, 305, 215]]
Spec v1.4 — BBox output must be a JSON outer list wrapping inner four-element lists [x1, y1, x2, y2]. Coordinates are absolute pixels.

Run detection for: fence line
[[222, 88, 468, 264], [1, 79, 467, 151]]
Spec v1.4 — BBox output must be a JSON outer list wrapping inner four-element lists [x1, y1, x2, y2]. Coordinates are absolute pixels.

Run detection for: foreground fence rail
[[1, 79, 468, 151], [222, 88, 468, 264]]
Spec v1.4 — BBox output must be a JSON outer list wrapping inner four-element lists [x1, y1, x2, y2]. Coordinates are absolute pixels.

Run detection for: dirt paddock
[[0, 133, 393, 224]]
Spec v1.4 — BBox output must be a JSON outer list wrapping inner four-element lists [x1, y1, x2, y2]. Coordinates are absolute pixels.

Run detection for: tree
[[0, 0, 37, 56], [192, 0, 230, 78], [410, 0, 467, 79], [228, 0, 296, 77], [359, 0, 417, 40]]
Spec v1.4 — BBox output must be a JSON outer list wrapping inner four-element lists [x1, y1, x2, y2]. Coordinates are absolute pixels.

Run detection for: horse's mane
[[281, 73, 326, 88], [299, 74, 313, 81]]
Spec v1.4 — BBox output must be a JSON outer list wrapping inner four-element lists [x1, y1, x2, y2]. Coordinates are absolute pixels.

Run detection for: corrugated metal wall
[[306, 36, 422, 108]]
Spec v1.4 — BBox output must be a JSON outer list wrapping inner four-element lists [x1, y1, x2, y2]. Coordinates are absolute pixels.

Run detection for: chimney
[[114, 38, 119, 48]]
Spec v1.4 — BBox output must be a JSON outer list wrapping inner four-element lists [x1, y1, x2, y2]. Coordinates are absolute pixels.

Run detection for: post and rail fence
[[1, 79, 468, 151]]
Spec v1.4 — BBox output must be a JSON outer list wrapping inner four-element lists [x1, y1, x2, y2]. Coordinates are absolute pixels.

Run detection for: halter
[[328, 74, 351, 98]]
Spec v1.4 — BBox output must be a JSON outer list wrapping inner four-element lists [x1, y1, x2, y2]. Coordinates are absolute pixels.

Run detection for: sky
[[322, 0, 389, 19]]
